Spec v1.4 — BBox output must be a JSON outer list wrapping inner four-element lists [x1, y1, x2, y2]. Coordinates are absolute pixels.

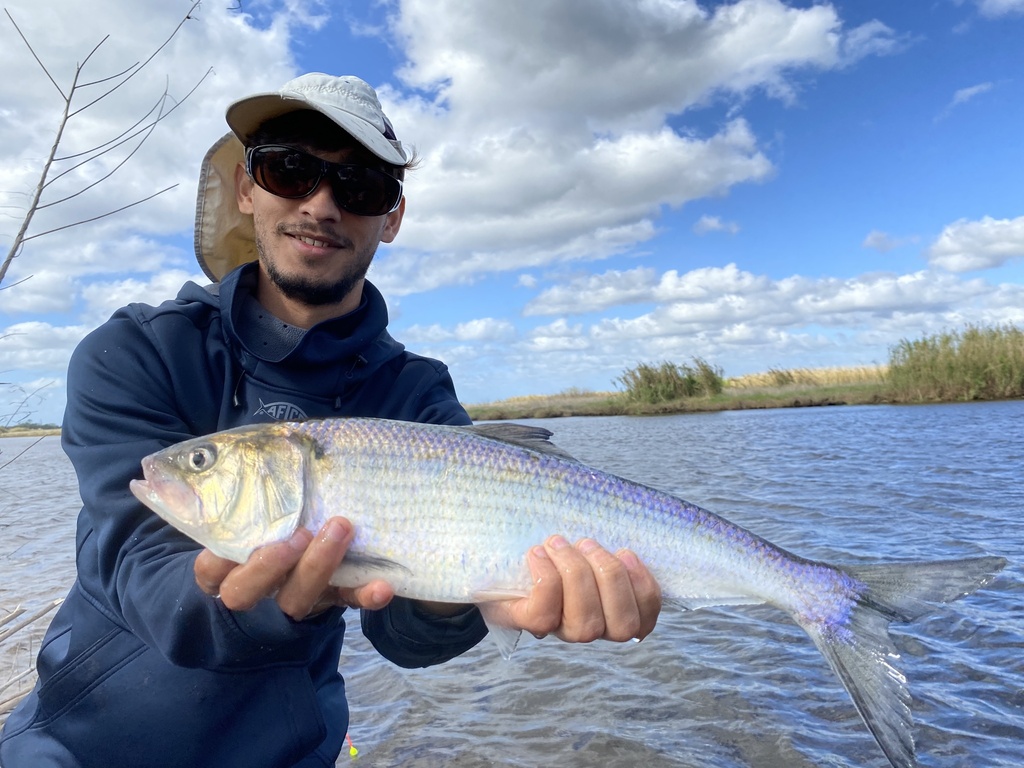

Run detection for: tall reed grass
[[728, 365, 886, 389], [886, 323, 1024, 401], [617, 359, 724, 403]]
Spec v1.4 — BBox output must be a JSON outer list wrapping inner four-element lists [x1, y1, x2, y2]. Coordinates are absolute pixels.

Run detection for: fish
[[129, 417, 1006, 768]]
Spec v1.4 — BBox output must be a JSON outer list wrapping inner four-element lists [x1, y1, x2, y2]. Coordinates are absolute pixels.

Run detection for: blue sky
[[1, 0, 1022, 426]]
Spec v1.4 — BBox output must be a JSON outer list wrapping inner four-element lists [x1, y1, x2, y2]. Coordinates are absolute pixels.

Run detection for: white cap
[[225, 73, 407, 166]]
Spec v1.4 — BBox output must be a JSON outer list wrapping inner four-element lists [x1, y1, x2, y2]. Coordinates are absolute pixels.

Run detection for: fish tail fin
[[799, 556, 1005, 768]]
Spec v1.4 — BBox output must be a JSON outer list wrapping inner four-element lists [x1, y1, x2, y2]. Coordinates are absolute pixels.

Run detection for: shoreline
[[3, 390, 1019, 437], [464, 382, 899, 421]]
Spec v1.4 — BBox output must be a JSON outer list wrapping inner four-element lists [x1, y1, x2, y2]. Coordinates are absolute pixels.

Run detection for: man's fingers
[[215, 528, 311, 611], [194, 550, 239, 596], [544, 535, 605, 643], [576, 539, 641, 642], [509, 538, 662, 644], [275, 518, 353, 619], [618, 548, 661, 640], [333, 579, 395, 612]]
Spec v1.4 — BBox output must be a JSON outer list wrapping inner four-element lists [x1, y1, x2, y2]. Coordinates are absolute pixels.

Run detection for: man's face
[[235, 144, 404, 311]]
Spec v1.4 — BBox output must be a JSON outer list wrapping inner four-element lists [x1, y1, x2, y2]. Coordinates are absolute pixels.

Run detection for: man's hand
[[487, 535, 662, 643], [193, 517, 394, 620], [195, 521, 662, 641]]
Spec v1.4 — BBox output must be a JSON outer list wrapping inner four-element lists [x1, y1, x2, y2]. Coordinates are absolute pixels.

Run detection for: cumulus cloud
[[518, 262, 1010, 336], [372, 0, 905, 292], [402, 317, 516, 344], [927, 216, 1024, 272], [417, 263, 1024, 401]]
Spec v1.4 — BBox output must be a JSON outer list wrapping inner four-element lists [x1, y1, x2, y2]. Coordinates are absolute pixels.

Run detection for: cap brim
[[226, 92, 408, 166], [194, 133, 256, 282]]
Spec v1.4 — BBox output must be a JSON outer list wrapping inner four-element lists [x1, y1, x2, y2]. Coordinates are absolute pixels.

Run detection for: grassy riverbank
[[465, 367, 891, 420], [466, 324, 1024, 421], [0, 426, 60, 439]]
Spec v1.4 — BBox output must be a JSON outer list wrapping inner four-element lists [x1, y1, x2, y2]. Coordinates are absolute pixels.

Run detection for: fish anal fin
[[476, 601, 524, 660], [668, 595, 766, 611]]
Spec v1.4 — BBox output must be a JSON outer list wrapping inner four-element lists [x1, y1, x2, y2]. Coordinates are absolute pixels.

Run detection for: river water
[[0, 401, 1021, 767]]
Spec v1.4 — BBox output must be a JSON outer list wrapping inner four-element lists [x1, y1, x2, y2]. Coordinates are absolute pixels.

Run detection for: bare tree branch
[[22, 185, 178, 242], [0, 0, 204, 287], [68, 2, 200, 118]]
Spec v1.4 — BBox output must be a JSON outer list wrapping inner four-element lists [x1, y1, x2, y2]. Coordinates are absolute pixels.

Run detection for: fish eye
[[186, 445, 216, 472]]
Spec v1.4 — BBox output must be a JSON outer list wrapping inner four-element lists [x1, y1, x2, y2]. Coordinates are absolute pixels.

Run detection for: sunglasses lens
[[250, 147, 322, 198], [329, 166, 403, 217], [248, 146, 403, 216]]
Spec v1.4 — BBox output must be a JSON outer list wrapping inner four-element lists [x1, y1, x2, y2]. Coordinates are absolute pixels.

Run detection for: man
[[0, 74, 661, 767]]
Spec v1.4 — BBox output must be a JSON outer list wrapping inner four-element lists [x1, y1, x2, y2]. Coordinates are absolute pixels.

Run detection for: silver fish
[[130, 417, 1005, 768]]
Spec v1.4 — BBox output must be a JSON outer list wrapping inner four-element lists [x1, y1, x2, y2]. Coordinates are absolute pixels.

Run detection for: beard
[[255, 224, 376, 307]]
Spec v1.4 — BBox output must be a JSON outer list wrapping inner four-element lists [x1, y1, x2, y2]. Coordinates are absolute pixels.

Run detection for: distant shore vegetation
[[2, 324, 1021, 435], [466, 323, 1024, 421]]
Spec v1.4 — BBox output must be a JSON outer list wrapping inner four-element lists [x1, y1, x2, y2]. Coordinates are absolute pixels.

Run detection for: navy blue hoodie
[[0, 264, 488, 767]]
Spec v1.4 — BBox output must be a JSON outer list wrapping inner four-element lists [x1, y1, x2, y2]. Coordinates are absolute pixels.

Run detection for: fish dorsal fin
[[463, 423, 579, 462]]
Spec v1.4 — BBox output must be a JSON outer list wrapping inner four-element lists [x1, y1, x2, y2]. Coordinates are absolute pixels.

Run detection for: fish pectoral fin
[[472, 588, 531, 602], [342, 552, 413, 574], [329, 553, 413, 588], [668, 595, 766, 611]]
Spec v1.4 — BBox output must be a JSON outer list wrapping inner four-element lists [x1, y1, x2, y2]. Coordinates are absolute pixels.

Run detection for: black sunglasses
[[245, 145, 403, 217]]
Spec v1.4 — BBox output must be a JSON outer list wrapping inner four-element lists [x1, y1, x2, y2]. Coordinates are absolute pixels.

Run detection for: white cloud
[[523, 264, 1007, 342], [951, 82, 994, 106], [976, 0, 1024, 17], [526, 264, 772, 316], [936, 81, 994, 121], [419, 262, 1024, 403], [375, 119, 773, 295], [517, 274, 538, 289], [402, 317, 516, 344], [694, 215, 740, 235], [79, 269, 205, 326], [839, 20, 909, 64], [370, 0, 905, 292], [0, 321, 90, 372], [526, 319, 589, 352], [862, 229, 918, 252], [927, 216, 1024, 272]]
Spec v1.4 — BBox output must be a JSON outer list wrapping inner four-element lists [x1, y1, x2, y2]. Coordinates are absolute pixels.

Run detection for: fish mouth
[[130, 478, 173, 519], [130, 458, 204, 528]]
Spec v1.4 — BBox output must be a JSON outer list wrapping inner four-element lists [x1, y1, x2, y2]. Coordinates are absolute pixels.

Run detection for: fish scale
[[131, 416, 1006, 768]]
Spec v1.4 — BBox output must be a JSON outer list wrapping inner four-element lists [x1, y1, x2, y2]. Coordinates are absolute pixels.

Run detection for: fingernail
[[618, 550, 639, 570], [548, 535, 569, 550], [531, 545, 549, 560], [287, 528, 313, 551], [322, 518, 351, 542], [576, 538, 599, 554]]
